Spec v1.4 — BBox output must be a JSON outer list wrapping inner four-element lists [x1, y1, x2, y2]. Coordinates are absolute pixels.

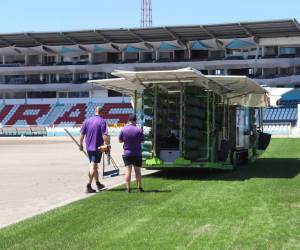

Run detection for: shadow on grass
[[148, 158, 300, 181], [107, 188, 172, 193]]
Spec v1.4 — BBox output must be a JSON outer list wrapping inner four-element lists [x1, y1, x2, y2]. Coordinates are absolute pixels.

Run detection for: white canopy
[[112, 42, 152, 52], [89, 68, 269, 107], [44, 45, 86, 55], [188, 39, 221, 50], [79, 43, 119, 53], [146, 40, 185, 51], [0, 46, 48, 56]]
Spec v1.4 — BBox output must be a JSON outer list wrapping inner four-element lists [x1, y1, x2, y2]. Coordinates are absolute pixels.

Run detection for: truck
[[90, 68, 271, 170]]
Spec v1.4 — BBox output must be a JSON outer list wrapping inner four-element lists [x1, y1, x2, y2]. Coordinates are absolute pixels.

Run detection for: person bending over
[[119, 114, 144, 193], [80, 106, 109, 193]]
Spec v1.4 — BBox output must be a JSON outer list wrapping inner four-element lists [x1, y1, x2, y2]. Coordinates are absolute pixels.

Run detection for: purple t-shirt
[[80, 115, 108, 151], [119, 124, 144, 157]]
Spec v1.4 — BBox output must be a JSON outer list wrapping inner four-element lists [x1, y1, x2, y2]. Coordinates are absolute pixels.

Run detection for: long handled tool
[[64, 128, 88, 157], [65, 128, 119, 178]]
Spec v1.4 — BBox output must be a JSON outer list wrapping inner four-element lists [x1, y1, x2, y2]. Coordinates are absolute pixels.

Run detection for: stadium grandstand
[[1, 19, 300, 136]]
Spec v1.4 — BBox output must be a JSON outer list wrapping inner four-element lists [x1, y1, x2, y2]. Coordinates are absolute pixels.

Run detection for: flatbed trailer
[[90, 68, 271, 170]]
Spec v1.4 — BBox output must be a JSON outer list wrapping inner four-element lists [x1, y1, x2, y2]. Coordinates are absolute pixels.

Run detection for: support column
[[88, 72, 93, 80], [24, 55, 28, 65], [208, 50, 211, 60], [187, 45, 191, 60], [40, 74, 43, 82], [88, 53, 93, 64], [2, 56, 5, 64], [122, 51, 126, 62], [155, 49, 159, 61], [138, 51, 142, 62], [297, 104, 300, 128], [56, 73, 60, 82], [261, 46, 265, 57]]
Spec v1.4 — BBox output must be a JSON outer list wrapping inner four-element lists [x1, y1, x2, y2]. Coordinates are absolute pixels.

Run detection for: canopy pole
[[141, 91, 144, 132], [153, 84, 158, 157], [206, 91, 210, 161], [227, 98, 230, 140], [134, 90, 137, 115], [179, 83, 184, 157], [222, 96, 226, 139]]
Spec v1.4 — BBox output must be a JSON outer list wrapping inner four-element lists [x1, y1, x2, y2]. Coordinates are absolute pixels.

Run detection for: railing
[[0, 123, 126, 137]]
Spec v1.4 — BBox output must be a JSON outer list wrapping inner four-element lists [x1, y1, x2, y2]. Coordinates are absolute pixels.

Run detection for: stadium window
[[174, 50, 185, 61], [60, 74, 73, 83], [209, 50, 225, 60], [79, 73, 89, 79], [58, 92, 68, 98], [80, 55, 88, 60], [107, 53, 120, 63], [191, 50, 208, 60], [140, 52, 153, 62], [159, 52, 173, 61], [265, 46, 278, 56], [215, 69, 223, 75], [27, 92, 56, 98], [200, 70, 208, 75], [126, 52, 139, 62], [280, 67, 294, 76], [92, 72, 106, 79], [229, 68, 249, 76], [69, 92, 89, 98], [27, 74, 41, 84], [108, 90, 122, 97], [4, 92, 26, 99], [280, 47, 296, 55], [43, 56, 55, 65]]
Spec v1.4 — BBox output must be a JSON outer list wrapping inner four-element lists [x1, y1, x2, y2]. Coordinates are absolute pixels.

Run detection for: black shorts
[[87, 151, 102, 163], [122, 155, 142, 167]]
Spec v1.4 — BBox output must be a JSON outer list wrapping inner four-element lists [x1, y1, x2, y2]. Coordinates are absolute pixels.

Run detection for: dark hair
[[128, 114, 137, 122]]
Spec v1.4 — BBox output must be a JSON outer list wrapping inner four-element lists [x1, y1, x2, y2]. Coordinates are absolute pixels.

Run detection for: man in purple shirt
[[80, 106, 109, 193], [119, 114, 144, 193]]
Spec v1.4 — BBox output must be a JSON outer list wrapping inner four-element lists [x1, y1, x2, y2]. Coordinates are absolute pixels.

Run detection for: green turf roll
[[144, 120, 152, 127], [144, 98, 154, 106], [142, 151, 152, 158], [144, 108, 153, 116]]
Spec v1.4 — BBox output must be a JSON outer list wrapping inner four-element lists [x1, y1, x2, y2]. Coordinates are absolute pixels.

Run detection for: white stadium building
[[1, 19, 300, 136]]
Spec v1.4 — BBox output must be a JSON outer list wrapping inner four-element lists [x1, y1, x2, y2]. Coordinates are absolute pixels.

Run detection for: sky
[[0, 0, 300, 33]]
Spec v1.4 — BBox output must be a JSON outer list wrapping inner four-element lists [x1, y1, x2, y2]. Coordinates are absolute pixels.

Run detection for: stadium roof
[[0, 19, 300, 47]]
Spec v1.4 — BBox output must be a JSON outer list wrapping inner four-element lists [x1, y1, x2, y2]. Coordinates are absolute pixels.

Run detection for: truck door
[[236, 107, 250, 149]]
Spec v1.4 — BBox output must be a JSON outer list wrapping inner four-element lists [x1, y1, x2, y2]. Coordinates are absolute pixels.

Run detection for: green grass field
[[1, 138, 300, 250]]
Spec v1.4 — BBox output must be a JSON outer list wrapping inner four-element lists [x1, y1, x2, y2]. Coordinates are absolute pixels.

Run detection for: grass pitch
[[1, 138, 300, 249]]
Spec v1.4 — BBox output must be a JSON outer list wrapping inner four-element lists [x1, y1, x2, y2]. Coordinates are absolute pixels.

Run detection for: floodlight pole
[[141, 0, 152, 27]]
